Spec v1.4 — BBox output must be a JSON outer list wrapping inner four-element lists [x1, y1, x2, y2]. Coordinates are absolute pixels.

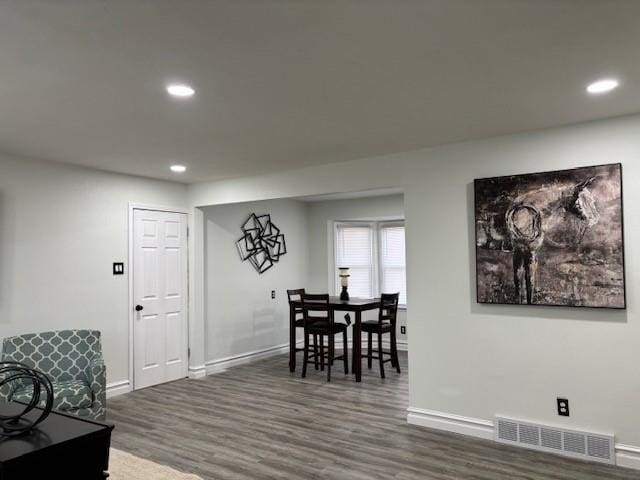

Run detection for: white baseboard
[[112, 338, 406, 390], [188, 365, 207, 379], [616, 445, 640, 470], [106, 379, 132, 398], [407, 407, 494, 440], [395, 340, 408, 352], [204, 338, 408, 376], [205, 342, 294, 375], [406, 407, 640, 471]]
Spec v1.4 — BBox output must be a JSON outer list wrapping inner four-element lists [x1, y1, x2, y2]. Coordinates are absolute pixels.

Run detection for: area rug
[[109, 449, 203, 480]]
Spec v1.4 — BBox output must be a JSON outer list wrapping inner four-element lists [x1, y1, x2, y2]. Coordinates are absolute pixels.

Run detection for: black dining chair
[[301, 293, 349, 381], [361, 293, 401, 379], [287, 288, 320, 370]]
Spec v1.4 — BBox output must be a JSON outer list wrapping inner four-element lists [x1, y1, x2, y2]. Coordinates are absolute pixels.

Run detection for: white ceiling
[[0, 1, 639, 184]]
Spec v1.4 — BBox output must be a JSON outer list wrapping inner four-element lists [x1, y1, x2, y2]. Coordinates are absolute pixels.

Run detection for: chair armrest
[[86, 354, 107, 404]]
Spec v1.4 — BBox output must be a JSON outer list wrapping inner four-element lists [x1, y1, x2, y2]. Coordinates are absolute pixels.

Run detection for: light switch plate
[[113, 262, 124, 275]]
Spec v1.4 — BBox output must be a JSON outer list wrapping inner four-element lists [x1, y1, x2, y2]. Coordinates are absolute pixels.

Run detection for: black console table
[[0, 402, 113, 479]]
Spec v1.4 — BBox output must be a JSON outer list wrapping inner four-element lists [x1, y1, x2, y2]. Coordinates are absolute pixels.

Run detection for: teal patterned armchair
[[1, 330, 106, 421]]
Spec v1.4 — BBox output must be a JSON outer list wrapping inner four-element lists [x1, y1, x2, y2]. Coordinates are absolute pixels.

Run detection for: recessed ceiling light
[[586, 78, 619, 94], [170, 165, 187, 173], [166, 84, 195, 98]]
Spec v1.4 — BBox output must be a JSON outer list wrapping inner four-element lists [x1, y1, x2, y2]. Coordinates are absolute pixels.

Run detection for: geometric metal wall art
[[236, 213, 287, 274]]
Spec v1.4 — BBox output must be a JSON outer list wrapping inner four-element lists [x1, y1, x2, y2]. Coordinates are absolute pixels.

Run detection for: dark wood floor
[[108, 351, 639, 479]]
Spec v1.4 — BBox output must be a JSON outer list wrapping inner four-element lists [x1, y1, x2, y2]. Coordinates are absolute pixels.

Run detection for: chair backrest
[[287, 289, 306, 318], [301, 293, 329, 304], [379, 293, 399, 324], [301, 293, 331, 324], [1, 330, 102, 382], [287, 288, 305, 303]]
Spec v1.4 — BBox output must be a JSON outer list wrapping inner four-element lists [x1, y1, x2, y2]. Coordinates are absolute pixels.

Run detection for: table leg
[[354, 311, 362, 382], [289, 304, 296, 372]]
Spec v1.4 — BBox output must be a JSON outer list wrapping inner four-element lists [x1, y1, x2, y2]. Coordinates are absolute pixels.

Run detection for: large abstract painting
[[236, 213, 287, 274], [475, 163, 625, 308]]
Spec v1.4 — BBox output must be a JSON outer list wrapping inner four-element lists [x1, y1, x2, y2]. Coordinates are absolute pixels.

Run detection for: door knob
[[135, 305, 143, 312]]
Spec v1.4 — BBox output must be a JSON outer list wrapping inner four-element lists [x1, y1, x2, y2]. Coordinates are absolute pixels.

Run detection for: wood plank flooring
[[108, 352, 639, 479]]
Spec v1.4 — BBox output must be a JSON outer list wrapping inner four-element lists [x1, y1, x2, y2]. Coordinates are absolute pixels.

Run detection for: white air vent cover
[[495, 416, 615, 465]]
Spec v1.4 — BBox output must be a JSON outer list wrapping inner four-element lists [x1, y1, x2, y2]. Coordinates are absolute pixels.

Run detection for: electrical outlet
[[271, 290, 276, 299], [557, 397, 570, 417], [400, 326, 406, 335]]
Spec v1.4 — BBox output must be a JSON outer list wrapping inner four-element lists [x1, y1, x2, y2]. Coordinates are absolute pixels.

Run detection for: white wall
[[203, 199, 309, 364], [0, 153, 187, 386], [189, 114, 640, 450], [305, 194, 408, 345]]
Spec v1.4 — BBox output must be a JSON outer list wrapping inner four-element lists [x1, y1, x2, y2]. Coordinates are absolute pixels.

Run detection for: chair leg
[[367, 332, 373, 369], [343, 329, 349, 374], [330, 337, 334, 366], [313, 334, 319, 370], [391, 329, 401, 374], [320, 335, 325, 371], [378, 332, 385, 379], [389, 333, 397, 368], [327, 335, 332, 382], [302, 333, 309, 378]]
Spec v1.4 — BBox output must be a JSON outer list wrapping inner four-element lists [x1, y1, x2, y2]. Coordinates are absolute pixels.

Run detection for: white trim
[[328, 220, 337, 295], [617, 445, 640, 470], [128, 202, 189, 215], [406, 407, 640, 471], [407, 407, 494, 440], [205, 343, 295, 375], [188, 365, 207, 379], [128, 203, 190, 392], [106, 380, 132, 399], [201, 339, 405, 377]]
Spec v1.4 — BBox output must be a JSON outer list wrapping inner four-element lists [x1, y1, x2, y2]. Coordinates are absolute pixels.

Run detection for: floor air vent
[[495, 416, 615, 465]]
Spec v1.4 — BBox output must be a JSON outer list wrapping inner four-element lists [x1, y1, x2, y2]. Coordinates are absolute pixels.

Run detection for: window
[[334, 221, 406, 305], [335, 225, 374, 298], [380, 223, 407, 305]]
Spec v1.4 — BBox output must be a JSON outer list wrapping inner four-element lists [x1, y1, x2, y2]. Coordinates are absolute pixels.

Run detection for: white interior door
[[133, 209, 188, 389]]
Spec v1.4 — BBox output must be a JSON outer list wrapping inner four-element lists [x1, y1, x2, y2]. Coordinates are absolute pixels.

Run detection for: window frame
[[377, 220, 407, 307], [333, 219, 406, 307]]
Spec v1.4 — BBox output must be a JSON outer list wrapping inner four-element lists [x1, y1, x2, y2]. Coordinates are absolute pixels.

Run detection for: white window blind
[[380, 225, 407, 305], [335, 225, 374, 298], [334, 221, 407, 305]]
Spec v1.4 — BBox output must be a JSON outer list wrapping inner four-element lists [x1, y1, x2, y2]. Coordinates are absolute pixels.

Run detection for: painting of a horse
[[474, 163, 625, 309]]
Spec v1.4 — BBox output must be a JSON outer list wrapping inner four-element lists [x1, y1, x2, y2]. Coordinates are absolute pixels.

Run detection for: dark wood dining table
[[289, 296, 381, 382]]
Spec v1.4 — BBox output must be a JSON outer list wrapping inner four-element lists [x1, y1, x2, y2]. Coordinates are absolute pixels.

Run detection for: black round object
[[0, 361, 54, 437]]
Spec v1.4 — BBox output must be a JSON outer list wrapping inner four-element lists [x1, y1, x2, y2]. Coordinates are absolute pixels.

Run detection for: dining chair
[[361, 292, 401, 379], [287, 288, 320, 370], [301, 293, 349, 381]]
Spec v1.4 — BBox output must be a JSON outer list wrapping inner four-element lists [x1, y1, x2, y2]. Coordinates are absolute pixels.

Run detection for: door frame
[[128, 203, 190, 391]]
